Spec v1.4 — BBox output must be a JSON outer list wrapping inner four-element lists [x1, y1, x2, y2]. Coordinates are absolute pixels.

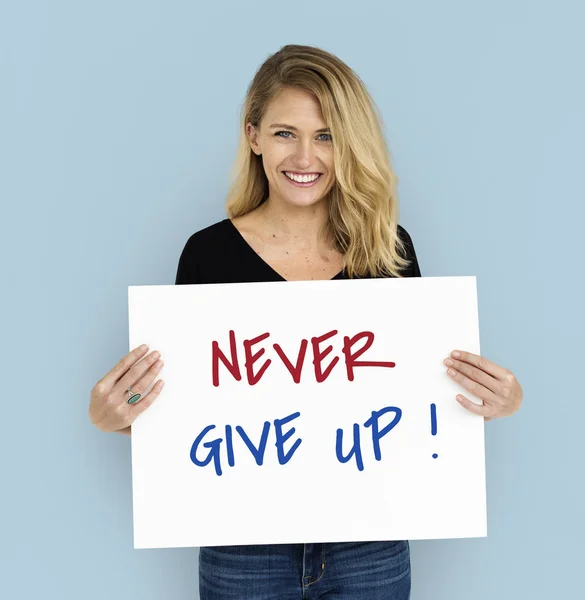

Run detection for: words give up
[[211, 329, 396, 386]]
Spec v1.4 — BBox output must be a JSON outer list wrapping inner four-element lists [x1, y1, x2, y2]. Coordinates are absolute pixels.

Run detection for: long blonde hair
[[226, 44, 411, 278]]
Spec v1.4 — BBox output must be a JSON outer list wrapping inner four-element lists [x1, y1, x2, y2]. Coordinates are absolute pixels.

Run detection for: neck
[[256, 196, 331, 247]]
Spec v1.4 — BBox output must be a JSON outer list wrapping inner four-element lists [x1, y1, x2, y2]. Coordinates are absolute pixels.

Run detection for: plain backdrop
[[1, 1, 583, 599]]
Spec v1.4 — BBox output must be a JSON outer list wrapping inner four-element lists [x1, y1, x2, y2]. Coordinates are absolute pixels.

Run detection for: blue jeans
[[199, 540, 411, 599]]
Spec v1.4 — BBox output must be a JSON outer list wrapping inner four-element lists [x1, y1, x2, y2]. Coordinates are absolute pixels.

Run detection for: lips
[[282, 171, 322, 187], [283, 171, 322, 175]]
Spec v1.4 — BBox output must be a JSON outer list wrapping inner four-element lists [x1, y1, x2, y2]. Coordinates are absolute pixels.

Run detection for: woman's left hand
[[443, 350, 523, 421]]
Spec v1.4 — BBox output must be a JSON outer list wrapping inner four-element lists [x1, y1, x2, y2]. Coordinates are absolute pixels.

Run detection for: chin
[[279, 181, 333, 208], [282, 194, 327, 209]]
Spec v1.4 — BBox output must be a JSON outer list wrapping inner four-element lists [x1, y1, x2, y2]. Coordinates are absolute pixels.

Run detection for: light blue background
[[2, 1, 583, 598]]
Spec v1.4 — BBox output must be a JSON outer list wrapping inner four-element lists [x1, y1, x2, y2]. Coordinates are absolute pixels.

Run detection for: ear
[[246, 122, 261, 156]]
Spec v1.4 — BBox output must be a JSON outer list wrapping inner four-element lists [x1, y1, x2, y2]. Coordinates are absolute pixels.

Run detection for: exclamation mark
[[430, 403, 438, 459]]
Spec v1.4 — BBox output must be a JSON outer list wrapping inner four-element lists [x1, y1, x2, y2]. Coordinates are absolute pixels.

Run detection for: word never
[[212, 329, 395, 386]]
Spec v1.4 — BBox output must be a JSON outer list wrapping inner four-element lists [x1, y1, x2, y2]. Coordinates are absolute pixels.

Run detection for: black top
[[175, 218, 421, 285]]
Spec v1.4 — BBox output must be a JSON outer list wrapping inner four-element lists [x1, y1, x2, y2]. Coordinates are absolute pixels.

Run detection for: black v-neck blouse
[[175, 218, 421, 285]]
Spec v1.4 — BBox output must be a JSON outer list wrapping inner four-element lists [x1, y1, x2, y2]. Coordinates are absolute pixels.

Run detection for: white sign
[[128, 276, 486, 550]]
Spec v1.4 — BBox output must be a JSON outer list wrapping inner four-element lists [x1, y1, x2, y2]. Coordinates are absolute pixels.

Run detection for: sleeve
[[174, 234, 200, 285], [397, 225, 422, 278]]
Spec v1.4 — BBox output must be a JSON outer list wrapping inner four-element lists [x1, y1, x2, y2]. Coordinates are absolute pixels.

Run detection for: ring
[[127, 386, 142, 404]]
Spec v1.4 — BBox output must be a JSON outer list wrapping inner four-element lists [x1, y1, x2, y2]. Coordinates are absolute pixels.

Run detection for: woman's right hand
[[88, 344, 165, 433]]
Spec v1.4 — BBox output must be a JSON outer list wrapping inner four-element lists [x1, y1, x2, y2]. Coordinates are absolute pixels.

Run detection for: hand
[[89, 344, 165, 433], [443, 350, 523, 421]]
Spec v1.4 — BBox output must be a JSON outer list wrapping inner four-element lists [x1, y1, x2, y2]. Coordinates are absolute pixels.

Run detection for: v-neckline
[[225, 218, 345, 282]]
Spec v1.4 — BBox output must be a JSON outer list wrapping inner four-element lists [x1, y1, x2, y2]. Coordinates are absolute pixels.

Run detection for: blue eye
[[274, 130, 332, 142]]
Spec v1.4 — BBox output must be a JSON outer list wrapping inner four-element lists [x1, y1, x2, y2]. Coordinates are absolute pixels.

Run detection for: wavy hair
[[225, 44, 410, 278]]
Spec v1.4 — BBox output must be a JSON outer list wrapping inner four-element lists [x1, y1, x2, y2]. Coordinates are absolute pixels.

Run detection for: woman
[[89, 44, 523, 600]]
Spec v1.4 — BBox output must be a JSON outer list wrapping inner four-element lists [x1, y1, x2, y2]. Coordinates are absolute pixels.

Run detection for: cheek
[[262, 149, 286, 173], [322, 151, 335, 174]]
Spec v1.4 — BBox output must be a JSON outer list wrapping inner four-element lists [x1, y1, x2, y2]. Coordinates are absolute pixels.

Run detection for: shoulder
[[175, 219, 234, 284], [397, 224, 416, 255], [397, 224, 413, 244], [179, 218, 232, 254], [396, 224, 421, 277]]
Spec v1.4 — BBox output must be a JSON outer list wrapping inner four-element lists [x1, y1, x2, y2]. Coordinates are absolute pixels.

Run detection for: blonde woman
[[89, 44, 523, 599]]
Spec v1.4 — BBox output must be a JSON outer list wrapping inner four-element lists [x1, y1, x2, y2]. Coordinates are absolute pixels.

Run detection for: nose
[[291, 139, 317, 169]]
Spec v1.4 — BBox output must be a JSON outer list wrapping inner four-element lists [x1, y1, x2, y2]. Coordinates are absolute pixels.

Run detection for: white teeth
[[285, 172, 320, 183]]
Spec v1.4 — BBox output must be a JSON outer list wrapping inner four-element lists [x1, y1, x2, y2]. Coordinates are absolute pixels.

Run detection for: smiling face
[[246, 87, 336, 211]]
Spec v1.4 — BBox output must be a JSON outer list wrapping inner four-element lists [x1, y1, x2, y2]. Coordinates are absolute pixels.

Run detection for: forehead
[[263, 87, 326, 126]]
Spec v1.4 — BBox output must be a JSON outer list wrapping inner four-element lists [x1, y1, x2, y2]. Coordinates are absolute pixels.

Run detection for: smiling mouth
[[282, 171, 322, 187]]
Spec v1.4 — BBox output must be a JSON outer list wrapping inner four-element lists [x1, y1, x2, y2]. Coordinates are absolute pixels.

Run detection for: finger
[[456, 394, 492, 417], [446, 365, 499, 403], [444, 357, 500, 395], [116, 351, 163, 399], [128, 357, 164, 403], [99, 344, 150, 389], [450, 350, 509, 380], [129, 378, 165, 412]]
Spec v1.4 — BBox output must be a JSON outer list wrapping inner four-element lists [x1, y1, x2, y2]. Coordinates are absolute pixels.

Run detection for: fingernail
[[448, 368, 456, 376], [452, 351, 460, 358], [444, 358, 454, 366]]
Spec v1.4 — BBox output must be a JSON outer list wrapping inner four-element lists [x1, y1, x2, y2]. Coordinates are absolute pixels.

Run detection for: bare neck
[[254, 197, 332, 249]]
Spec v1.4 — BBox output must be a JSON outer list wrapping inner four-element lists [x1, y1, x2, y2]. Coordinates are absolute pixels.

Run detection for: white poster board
[[128, 276, 486, 549]]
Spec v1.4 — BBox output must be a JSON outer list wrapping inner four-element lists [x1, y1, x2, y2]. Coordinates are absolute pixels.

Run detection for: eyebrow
[[269, 123, 331, 133]]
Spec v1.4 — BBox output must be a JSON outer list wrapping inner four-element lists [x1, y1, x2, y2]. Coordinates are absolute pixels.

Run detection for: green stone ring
[[127, 387, 142, 404]]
